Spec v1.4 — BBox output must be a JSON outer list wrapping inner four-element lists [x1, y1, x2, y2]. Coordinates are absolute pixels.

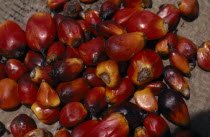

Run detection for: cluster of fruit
[[0, 0, 209, 136]]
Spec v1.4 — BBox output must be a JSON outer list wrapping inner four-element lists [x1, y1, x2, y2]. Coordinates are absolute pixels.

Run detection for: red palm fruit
[[0, 20, 27, 58], [155, 33, 178, 58], [71, 120, 98, 137], [178, 0, 199, 21], [18, 73, 38, 105], [77, 20, 92, 42], [56, 78, 91, 104], [62, 0, 82, 18], [26, 12, 56, 52], [135, 127, 152, 137], [176, 36, 197, 61], [84, 87, 107, 116], [157, 4, 181, 30], [84, 113, 129, 137], [5, 59, 28, 81], [52, 58, 84, 82], [46, 42, 65, 64], [31, 102, 60, 124], [48, 0, 68, 10], [57, 18, 83, 48], [169, 49, 191, 77], [127, 10, 168, 40], [0, 63, 6, 80], [163, 65, 190, 99], [64, 46, 80, 59], [106, 78, 134, 104], [123, 0, 152, 8], [143, 114, 171, 137], [134, 88, 158, 112], [83, 67, 105, 87], [54, 128, 71, 137], [0, 78, 20, 109], [100, 0, 121, 20], [23, 128, 53, 137], [36, 81, 60, 108], [59, 102, 88, 128], [30, 66, 56, 86], [127, 49, 163, 86], [96, 20, 126, 37], [197, 41, 210, 71], [10, 114, 37, 137], [145, 81, 167, 96], [81, 9, 101, 25], [53, 13, 65, 32], [106, 32, 146, 61], [158, 89, 190, 127], [103, 101, 147, 130], [78, 37, 106, 66], [96, 60, 121, 88], [112, 7, 143, 28], [24, 51, 45, 70]]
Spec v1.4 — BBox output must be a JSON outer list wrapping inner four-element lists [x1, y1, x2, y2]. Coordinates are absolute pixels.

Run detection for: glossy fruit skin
[[64, 46, 80, 59], [31, 102, 60, 124], [134, 88, 158, 112], [134, 127, 152, 137], [176, 36, 197, 61], [62, 0, 82, 18], [197, 41, 210, 71], [5, 59, 28, 81], [77, 20, 92, 42], [56, 78, 91, 104], [84, 113, 129, 137], [143, 114, 171, 137], [23, 128, 53, 137], [53, 13, 65, 32], [83, 67, 105, 87], [178, 0, 199, 21], [123, 0, 152, 8], [106, 77, 134, 104], [163, 65, 190, 99], [18, 73, 38, 105], [54, 128, 71, 137], [103, 101, 147, 130], [0, 63, 6, 80], [48, 0, 68, 10], [46, 42, 65, 64], [157, 4, 181, 30], [158, 89, 190, 127], [0, 78, 20, 109], [24, 51, 45, 70], [71, 120, 98, 137], [0, 20, 27, 58], [78, 37, 107, 66], [10, 114, 37, 137], [0, 121, 6, 136], [81, 9, 101, 25], [145, 81, 167, 96], [106, 32, 146, 61], [112, 7, 143, 28], [59, 102, 88, 128], [127, 49, 163, 86], [26, 12, 56, 52], [127, 10, 168, 40]]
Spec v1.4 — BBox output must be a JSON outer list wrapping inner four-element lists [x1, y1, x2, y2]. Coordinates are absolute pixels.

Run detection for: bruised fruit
[[134, 127, 152, 137], [62, 0, 82, 18], [96, 60, 121, 88], [48, 0, 68, 10], [84, 113, 129, 137], [127, 49, 163, 86], [106, 32, 146, 61], [71, 120, 98, 137], [54, 128, 71, 137], [143, 114, 171, 137], [24, 128, 53, 137], [26, 12, 56, 52], [10, 114, 37, 137], [0, 78, 20, 109], [31, 102, 60, 124], [123, 0, 152, 8], [24, 51, 45, 70], [158, 89, 190, 127], [127, 10, 168, 40], [59, 102, 88, 127], [197, 41, 210, 71], [5, 59, 28, 81], [0, 20, 27, 58]]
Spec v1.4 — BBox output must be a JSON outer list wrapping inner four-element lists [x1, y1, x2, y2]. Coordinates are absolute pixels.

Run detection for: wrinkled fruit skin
[[197, 41, 210, 71], [10, 114, 37, 137], [0, 20, 27, 58]]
